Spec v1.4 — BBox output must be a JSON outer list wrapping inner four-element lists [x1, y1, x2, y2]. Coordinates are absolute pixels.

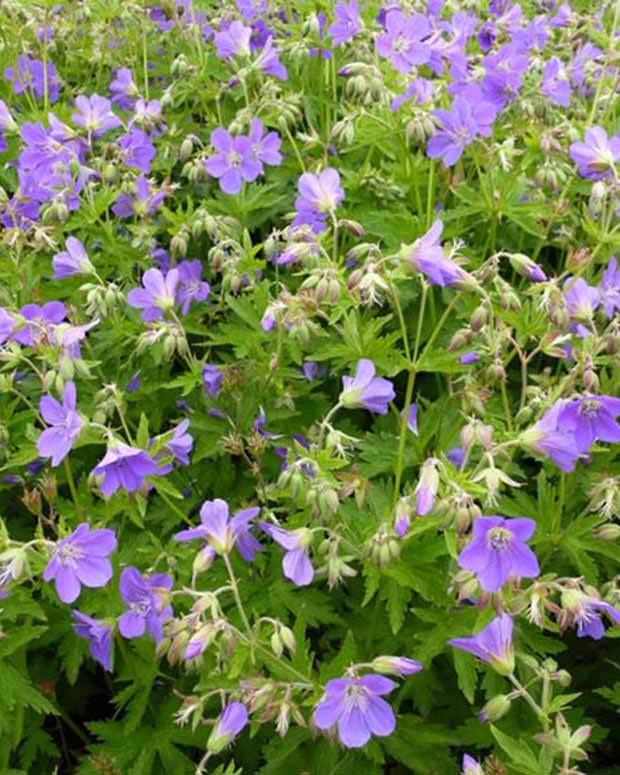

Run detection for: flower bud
[[479, 694, 511, 722], [593, 523, 620, 541]]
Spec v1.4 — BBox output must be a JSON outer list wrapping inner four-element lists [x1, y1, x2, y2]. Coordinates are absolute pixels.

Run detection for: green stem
[[426, 160, 435, 228], [500, 379, 514, 433], [508, 673, 547, 722], [318, 403, 341, 448], [283, 124, 306, 172], [63, 458, 83, 518], [393, 367, 416, 505], [416, 295, 457, 366], [222, 553, 254, 661]]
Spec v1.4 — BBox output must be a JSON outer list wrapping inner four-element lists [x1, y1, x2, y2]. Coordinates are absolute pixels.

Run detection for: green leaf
[[490, 725, 541, 775], [453, 650, 477, 705]]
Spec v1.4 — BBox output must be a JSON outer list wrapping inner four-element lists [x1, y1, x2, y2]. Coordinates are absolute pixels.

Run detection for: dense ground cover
[[1, 0, 620, 772]]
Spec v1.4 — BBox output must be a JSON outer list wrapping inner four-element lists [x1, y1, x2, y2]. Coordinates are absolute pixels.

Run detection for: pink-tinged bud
[[371, 656, 423, 676], [508, 253, 547, 283], [415, 459, 440, 515]]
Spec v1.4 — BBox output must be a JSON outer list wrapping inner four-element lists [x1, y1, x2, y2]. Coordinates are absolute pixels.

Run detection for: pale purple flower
[[177, 260, 210, 314], [53, 236, 94, 279], [407, 220, 468, 287], [600, 256, 620, 318], [340, 359, 395, 414], [509, 253, 547, 282], [72, 94, 121, 136], [205, 128, 261, 195], [376, 10, 431, 74], [118, 129, 156, 173], [313, 674, 397, 748], [131, 99, 163, 132], [208, 702, 249, 753], [447, 447, 466, 468], [260, 522, 314, 586], [293, 168, 344, 233], [112, 175, 167, 218], [457, 516, 540, 592], [0, 99, 17, 132], [558, 395, 620, 454], [118, 567, 173, 643], [202, 363, 223, 397], [5, 54, 60, 102], [523, 400, 582, 472], [459, 352, 479, 365], [110, 68, 138, 110], [248, 118, 282, 168], [215, 21, 252, 60], [569, 126, 620, 180], [481, 44, 529, 109], [329, 0, 361, 46], [427, 95, 496, 166], [43, 523, 117, 604], [175, 498, 262, 561], [93, 443, 162, 495], [564, 277, 600, 321], [37, 382, 83, 466], [236, 0, 267, 21], [541, 57, 570, 107], [127, 268, 179, 321], [573, 596, 620, 639], [0, 308, 17, 345], [256, 37, 287, 80], [449, 613, 515, 675], [72, 611, 113, 671], [13, 301, 67, 346], [163, 419, 193, 466]]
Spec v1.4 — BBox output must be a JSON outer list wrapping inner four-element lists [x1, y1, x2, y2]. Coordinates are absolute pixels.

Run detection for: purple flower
[[376, 10, 431, 74], [427, 95, 496, 166], [0, 308, 17, 345], [569, 126, 620, 180], [237, 0, 268, 21], [293, 168, 344, 233], [163, 419, 193, 466], [127, 268, 179, 322], [481, 44, 529, 109], [256, 37, 288, 80], [340, 359, 395, 415], [564, 277, 600, 321], [313, 674, 397, 748], [600, 256, 620, 318], [457, 516, 540, 592], [260, 522, 314, 586], [509, 253, 547, 283], [329, 0, 361, 46], [447, 447, 466, 468], [523, 400, 582, 472], [118, 567, 173, 643], [202, 363, 223, 397], [205, 128, 261, 195], [208, 702, 249, 753], [36, 382, 83, 467], [13, 301, 67, 346], [72, 94, 121, 136], [563, 591, 620, 639], [118, 129, 156, 173], [407, 220, 469, 287], [110, 68, 138, 110], [112, 175, 167, 218], [93, 443, 162, 495], [176, 260, 210, 315], [0, 99, 17, 133], [43, 523, 117, 604], [415, 458, 439, 515], [402, 403, 418, 434], [5, 54, 60, 102], [462, 754, 484, 775], [558, 395, 620, 454], [72, 611, 114, 671], [449, 613, 515, 675], [175, 498, 262, 561], [459, 352, 479, 365], [541, 57, 570, 107], [248, 118, 282, 168], [53, 236, 94, 279], [215, 21, 252, 60]]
